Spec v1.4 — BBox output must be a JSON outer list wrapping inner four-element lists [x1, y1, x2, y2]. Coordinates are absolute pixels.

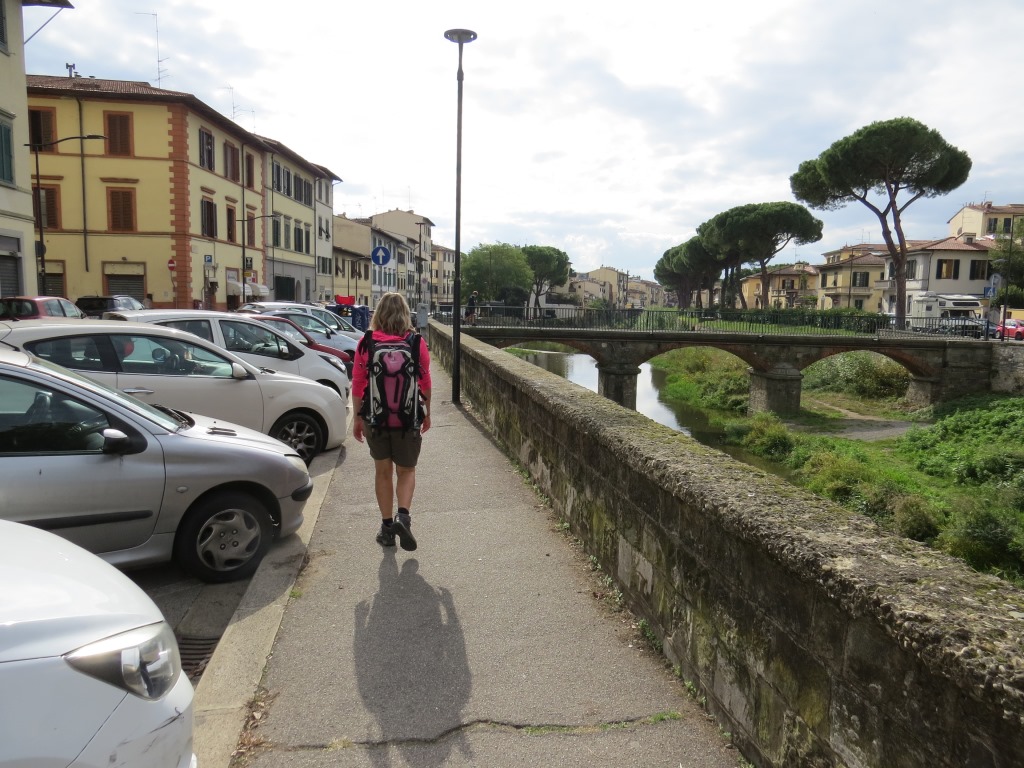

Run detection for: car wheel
[[270, 411, 324, 464], [175, 492, 273, 582], [1016, 332, 1023, 341]]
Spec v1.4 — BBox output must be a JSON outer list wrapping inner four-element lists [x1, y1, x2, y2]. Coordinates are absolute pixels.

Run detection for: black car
[[75, 295, 146, 318]]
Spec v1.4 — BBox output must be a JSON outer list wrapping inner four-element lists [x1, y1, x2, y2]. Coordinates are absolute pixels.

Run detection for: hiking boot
[[376, 522, 396, 547], [393, 512, 417, 552]]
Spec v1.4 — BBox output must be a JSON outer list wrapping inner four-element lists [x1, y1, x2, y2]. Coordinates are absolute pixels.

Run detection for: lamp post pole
[[445, 28, 477, 405], [26, 134, 105, 295]]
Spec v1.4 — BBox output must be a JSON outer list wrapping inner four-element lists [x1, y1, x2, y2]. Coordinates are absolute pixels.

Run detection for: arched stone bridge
[[465, 326, 993, 414]]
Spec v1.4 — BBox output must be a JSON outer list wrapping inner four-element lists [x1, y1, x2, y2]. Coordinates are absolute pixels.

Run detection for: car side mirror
[[231, 362, 249, 379], [101, 428, 131, 454]]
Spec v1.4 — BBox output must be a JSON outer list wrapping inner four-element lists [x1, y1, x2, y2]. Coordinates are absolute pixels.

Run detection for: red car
[[248, 313, 353, 376], [995, 319, 1024, 341], [0, 295, 87, 320]]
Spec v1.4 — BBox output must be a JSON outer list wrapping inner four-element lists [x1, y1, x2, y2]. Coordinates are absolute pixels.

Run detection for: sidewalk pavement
[[193, 366, 743, 767]]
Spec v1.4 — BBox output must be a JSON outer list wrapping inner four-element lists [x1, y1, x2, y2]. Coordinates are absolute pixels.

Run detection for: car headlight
[[65, 621, 182, 700], [319, 353, 346, 372]]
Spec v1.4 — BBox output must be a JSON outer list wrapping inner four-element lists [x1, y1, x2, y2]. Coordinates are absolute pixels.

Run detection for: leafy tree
[[654, 237, 719, 309], [521, 245, 571, 311], [790, 117, 971, 323], [990, 218, 1024, 291], [698, 202, 823, 310], [461, 243, 533, 303]]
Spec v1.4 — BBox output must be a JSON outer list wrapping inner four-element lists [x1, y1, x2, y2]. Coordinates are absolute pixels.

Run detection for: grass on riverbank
[[652, 348, 1024, 584]]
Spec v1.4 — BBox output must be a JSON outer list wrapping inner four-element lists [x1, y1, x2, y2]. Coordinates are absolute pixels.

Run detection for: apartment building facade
[[370, 209, 433, 311], [739, 262, 819, 309], [332, 214, 372, 306], [431, 242, 455, 310], [815, 244, 887, 311], [948, 201, 1024, 239], [1, 1, 73, 296]]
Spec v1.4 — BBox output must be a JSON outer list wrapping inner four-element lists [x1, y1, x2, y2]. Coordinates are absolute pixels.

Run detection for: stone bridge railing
[[428, 321, 1023, 768], [465, 326, 1024, 414]]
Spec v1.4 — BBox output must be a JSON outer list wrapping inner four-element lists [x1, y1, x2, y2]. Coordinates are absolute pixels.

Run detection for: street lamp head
[[444, 28, 477, 45]]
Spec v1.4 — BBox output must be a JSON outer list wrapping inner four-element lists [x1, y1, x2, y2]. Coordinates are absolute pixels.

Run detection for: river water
[[518, 349, 779, 470]]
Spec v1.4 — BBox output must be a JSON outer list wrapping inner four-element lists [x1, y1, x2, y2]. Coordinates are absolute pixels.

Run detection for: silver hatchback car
[[0, 347, 312, 582]]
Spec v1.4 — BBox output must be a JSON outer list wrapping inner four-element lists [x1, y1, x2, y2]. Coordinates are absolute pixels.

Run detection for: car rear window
[[0, 299, 36, 319], [76, 298, 112, 313]]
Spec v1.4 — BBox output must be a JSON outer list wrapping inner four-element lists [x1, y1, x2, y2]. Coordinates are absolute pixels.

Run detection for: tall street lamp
[[26, 134, 105, 295], [445, 27, 477, 404]]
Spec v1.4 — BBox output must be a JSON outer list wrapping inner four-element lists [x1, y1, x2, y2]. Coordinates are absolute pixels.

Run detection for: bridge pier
[[747, 365, 802, 416], [596, 362, 641, 410]]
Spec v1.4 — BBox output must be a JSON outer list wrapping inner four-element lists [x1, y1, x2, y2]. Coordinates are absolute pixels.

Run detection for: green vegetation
[[649, 347, 1024, 583]]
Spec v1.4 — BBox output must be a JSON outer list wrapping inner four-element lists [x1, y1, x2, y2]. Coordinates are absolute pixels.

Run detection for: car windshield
[[29, 355, 185, 431]]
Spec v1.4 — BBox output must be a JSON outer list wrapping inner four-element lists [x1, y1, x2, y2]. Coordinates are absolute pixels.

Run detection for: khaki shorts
[[364, 421, 423, 467]]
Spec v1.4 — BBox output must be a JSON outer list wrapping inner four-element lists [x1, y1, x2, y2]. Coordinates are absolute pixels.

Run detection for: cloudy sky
[[22, 0, 1024, 280]]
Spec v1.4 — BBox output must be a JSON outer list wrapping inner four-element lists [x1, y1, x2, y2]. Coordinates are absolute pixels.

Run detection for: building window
[[852, 271, 869, 288], [906, 260, 917, 280], [293, 173, 303, 201], [283, 217, 291, 250], [198, 128, 215, 170], [245, 153, 255, 189], [272, 161, 281, 192], [108, 189, 136, 231], [318, 256, 331, 275], [1004, 218, 1013, 234], [226, 206, 237, 243], [0, 1, 7, 53], [988, 218, 998, 234], [200, 199, 217, 237], [854, 299, 864, 310], [935, 259, 959, 280], [104, 112, 132, 156], [0, 118, 13, 184], [33, 186, 60, 230], [283, 168, 292, 197], [304, 224, 312, 254], [223, 143, 240, 182], [246, 215, 256, 246], [819, 273, 826, 288], [28, 109, 56, 150], [272, 216, 281, 247], [969, 260, 989, 281], [293, 223, 303, 253]]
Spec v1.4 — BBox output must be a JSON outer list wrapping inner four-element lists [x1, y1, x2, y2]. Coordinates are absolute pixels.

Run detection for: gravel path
[[790, 399, 923, 441]]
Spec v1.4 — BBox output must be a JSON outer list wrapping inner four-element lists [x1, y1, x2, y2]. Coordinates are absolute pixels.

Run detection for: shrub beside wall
[[429, 322, 1024, 768]]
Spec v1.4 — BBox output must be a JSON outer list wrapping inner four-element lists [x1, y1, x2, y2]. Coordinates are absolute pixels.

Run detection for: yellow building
[[431, 243, 456, 310], [815, 244, 887, 312], [738, 262, 818, 309], [1, 1, 73, 295], [26, 75, 339, 309], [948, 201, 1024, 239], [332, 214, 372, 306]]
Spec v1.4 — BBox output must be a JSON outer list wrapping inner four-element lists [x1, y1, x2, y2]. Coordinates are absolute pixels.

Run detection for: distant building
[[431, 243, 456, 310], [739, 263, 819, 309], [948, 202, 1024, 239], [816, 244, 887, 312]]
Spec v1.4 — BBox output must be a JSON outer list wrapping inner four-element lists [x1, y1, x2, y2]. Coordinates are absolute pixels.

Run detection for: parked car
[[0, 318, 346, 463], [75, 294, 146, 318], [257, 309, 360, 356], [248, 313, 353, 377], [995, 318, 1024, 340], [0, 519, 197, 767], [0, 345, 314, 581], [238, 301, 363, 339], [101, 308, 351, 397], [1, 295, 87, 320]]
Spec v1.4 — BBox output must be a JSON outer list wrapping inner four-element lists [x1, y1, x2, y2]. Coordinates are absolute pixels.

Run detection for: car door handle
[[122, 387, 155, 395]]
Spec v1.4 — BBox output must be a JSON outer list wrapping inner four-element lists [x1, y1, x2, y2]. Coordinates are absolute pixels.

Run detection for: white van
[[104, 309, 350, 397], [907, 293, 989, 337]]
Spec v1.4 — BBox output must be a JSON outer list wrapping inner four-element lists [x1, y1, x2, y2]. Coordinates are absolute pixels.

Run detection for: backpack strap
[[358, 330, 375, 419], [405, 332, 421, 376]]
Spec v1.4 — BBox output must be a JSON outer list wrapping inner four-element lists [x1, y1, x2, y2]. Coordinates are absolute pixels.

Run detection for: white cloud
[[23, 0, 1024, 280]]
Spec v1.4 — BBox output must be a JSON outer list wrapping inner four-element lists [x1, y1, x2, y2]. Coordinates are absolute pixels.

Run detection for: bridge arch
[[470, 327, 992, 415]]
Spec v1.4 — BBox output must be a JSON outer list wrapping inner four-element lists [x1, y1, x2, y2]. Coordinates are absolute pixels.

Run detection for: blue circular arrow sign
[[371, 246, 391, 266]]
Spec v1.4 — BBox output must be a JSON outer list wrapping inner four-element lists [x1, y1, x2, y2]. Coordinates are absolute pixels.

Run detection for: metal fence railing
[[431, 307, 995, 340]]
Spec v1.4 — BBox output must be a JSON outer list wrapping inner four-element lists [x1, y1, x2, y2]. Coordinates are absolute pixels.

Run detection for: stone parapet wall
[[429, 322, 1024, 768], [991, 343, 1024, 393]]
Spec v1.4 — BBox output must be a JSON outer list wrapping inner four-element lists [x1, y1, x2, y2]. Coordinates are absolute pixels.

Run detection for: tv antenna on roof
[[136, 12, 169, 87]]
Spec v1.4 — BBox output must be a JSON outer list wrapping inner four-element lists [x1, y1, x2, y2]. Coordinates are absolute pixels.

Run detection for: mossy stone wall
[[428, 323, 1023, 768]]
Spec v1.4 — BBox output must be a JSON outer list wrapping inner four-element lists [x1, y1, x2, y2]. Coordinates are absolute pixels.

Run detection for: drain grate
[[177, 635, 221, 680]]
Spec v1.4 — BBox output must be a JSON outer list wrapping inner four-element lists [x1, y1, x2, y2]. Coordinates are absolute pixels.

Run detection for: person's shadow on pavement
[[354, 554, 472, 767]]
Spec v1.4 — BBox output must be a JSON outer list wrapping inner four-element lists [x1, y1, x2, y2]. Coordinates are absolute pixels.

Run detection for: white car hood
[[0, 521, 164, 662]]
